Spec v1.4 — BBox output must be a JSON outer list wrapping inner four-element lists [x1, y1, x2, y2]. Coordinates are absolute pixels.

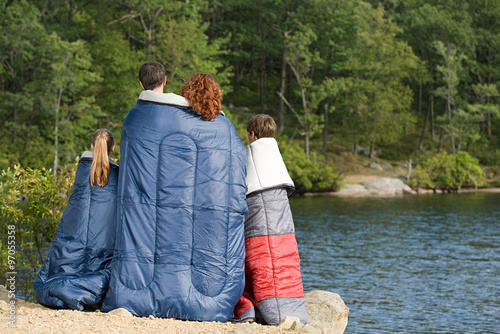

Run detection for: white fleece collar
[[246, 138, 294, 195], [138, 90, 190, 107]]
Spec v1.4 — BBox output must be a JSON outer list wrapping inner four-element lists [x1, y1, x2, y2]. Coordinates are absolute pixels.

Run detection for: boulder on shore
[[335, 177, 416, 196], [363, 177, 414, 195], [305, 290, 349, 334]]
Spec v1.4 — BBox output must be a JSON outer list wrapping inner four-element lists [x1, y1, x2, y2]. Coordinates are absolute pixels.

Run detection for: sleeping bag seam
[[84, 159, 92, 274], [117, 134, 129, 290], [261, 192, 278, 301], [153, 139, 163, 290], [225, 119, 232, 278], [190, 138, 199, 286]]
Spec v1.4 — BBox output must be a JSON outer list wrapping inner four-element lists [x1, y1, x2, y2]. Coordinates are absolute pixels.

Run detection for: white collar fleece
[[138, 90, 190, 107], [246, 137, 294, 196]]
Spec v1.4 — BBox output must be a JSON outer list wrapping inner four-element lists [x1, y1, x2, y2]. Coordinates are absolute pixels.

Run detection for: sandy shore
[[1, 298, 292, 334]]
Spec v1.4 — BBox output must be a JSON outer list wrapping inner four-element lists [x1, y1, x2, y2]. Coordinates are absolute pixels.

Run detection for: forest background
[[1, 0, 500, 190], [2, 0, 500, 300]]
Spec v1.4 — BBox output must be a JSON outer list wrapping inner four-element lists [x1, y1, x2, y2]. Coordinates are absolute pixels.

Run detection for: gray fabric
[[239, 307, 255, 321], [244, 187, 295, 238], [257, 297, 308, 325]]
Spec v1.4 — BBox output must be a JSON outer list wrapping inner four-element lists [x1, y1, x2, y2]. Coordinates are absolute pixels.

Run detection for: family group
[[34, 61, 308, 325]]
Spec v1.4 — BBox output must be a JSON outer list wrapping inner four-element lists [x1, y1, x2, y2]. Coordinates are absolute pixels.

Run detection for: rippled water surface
[[290, 193, 500, 333]]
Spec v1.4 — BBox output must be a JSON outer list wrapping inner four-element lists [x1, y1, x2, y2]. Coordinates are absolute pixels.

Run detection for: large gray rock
[[305, 290, 349, 334], [336, 183, 369, 195], [369, 162, 384, 171], [363, 177, 414, 195]]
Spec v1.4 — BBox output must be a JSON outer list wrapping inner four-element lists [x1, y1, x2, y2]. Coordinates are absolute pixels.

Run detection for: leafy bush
[[0, 165, 75, 300], [409, 152, 484, 192], [282, 143, 342, 194], [476, 149, 500, 166]]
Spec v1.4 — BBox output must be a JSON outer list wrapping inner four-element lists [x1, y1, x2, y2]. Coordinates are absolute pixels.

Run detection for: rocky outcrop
[[336, 177, 416, 196], [276, 290, 349, 334], [304, 290, 349, 334], [363, 177, 414, 195]]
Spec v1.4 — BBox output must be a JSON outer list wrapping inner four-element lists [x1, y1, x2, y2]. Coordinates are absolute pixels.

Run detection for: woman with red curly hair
[[180, 73, 223, 121]]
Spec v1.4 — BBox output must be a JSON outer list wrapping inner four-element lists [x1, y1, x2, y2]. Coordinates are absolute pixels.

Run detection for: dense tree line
[[1, 0, 500, 172]]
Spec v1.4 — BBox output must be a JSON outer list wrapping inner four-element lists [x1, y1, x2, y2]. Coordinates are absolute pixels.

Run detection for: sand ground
[[1, 298, 292, 334]]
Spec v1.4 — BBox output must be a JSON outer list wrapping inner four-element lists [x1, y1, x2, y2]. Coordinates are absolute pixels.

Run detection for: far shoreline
[[302, 187, 500, 197]]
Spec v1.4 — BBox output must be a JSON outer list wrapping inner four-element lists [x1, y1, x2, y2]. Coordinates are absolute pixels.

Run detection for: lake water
[[290, 193, 500, 334]]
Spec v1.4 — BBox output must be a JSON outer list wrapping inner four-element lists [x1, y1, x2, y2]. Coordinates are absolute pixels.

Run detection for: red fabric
[[233, 295, 254, 318], [244, 233, 304, 303]]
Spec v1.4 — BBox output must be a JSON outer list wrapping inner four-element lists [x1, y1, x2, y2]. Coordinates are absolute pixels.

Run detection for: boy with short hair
[[233, 114, 308, 325]]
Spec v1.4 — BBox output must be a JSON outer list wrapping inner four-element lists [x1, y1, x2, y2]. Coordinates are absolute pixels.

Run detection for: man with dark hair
[[138, 61, 166, 91], [102, 61, 247, 322]]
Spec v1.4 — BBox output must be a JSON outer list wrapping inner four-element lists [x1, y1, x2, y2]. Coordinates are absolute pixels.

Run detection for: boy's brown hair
[[247, 114, 277, 138]]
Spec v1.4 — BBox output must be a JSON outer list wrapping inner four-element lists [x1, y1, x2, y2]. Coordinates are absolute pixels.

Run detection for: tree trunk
[[278, 54, 286, 132], [259, 58, 266, 113], [13, 106, 17, 145], [430, 93, 435, 141], [487, 111, 492, 138], [53, 87, 64, 182], [446, 89, 455, 155], [287, 62, 309, 159], [23, 104, 36, 154], [322, 101, 329, 153], [417, 81, 422, 114], [406, 158, 412, 180], [258, 17, 266, 113], [418, 99, 430, 150], [437, 127, 444, 153], [301, 88, 309, 159]]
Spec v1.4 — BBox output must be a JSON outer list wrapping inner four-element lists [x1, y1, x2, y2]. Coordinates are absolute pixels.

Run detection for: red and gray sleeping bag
[[34, 152, 119, 310], [101, 91, 248, 321], [234, 137, 308, 324]]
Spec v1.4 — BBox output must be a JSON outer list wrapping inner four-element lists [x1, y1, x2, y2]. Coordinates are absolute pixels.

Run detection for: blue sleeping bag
[[34, 152, 119, 310], [101, 91, 248, 321]]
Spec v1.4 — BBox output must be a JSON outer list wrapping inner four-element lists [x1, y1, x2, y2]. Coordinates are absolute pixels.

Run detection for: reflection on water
[[290, 193, 500, 333]]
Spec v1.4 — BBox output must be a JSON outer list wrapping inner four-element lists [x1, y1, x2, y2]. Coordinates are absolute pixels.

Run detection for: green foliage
[[476, 149, 500, 166], [409, 152, 484, 191], [344, 2, 419, 151], [281, 142, 342, 194], [0, 165, 75, 300], [1, 0, 500, 180]]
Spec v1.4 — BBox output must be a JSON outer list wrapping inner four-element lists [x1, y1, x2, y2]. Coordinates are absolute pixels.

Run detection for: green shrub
[[476, 149, 500, 166], [409, 151, 484, 191], [281, 143, 342, 194], [0, 165, 75, 300]]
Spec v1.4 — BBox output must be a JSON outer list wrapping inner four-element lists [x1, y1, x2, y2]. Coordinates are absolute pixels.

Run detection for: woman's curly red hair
[[180, 73, 223, 121]]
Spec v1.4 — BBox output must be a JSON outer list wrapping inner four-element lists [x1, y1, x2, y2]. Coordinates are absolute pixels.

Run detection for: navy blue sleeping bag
[[34, 152, 119, 310], [101, 91, 248, 321]]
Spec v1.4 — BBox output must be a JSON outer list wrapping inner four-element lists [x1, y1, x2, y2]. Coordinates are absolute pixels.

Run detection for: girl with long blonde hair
[[34, 129, 119, 311]]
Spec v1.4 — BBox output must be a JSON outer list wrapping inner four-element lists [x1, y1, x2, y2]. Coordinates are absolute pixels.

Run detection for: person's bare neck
[[151, 85, 164, 93]]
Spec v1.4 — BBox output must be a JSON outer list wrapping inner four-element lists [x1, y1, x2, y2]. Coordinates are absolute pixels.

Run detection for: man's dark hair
[[139, 61, 165, 90]]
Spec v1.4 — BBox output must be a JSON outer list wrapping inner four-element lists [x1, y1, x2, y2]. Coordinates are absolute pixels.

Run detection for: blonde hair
[[247, 114, 277, 138], [90, 129, 115, 187]]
